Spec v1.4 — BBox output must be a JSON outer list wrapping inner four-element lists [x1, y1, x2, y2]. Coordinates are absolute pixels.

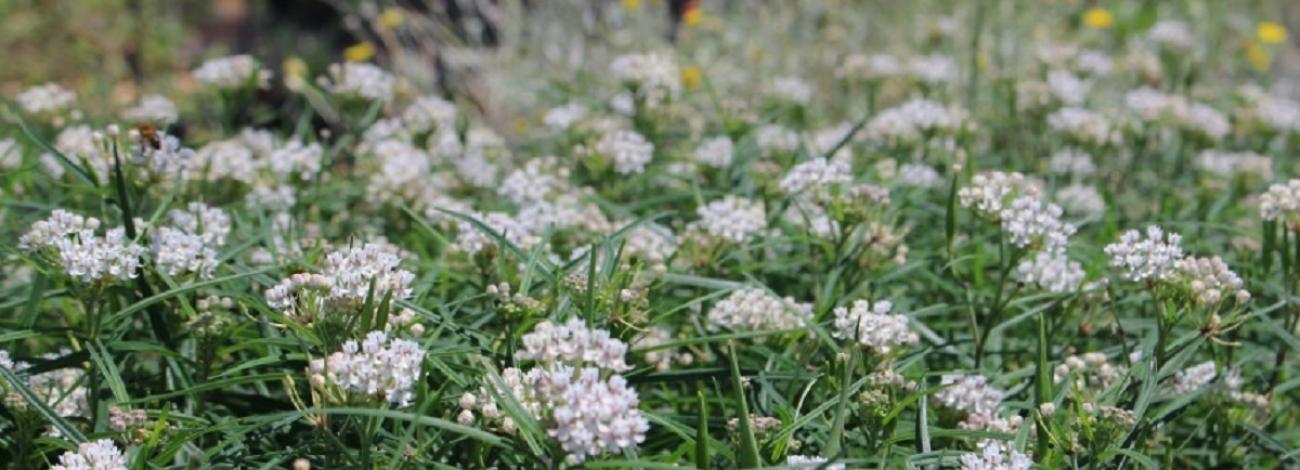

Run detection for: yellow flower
[[344, 42, 376, 63], [378, 8, 405, 31], [1083, 8, 1114, 29], [623, 0, 641, 11], [1258, 21, 1287, 45], [1247, 41, 1272, 71], [683, 6, 704, 28], [282, 57, 308, 90], [681, 65, 703, 89]]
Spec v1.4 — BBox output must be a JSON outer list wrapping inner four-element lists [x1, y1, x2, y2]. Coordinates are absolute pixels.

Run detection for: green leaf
[[727, 343, 761, 468], [696, 390, 711, 469]]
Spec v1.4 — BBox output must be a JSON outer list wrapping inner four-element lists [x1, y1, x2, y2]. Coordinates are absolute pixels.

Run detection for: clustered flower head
[[265, 243, 416, 320], [707, 288, 812, 332], [958, 171, 1041, 217], [1104, 226, 1184, 282], [1174, 256, 1249, 305], [691, 196, 766, 243], [1054, 352, 1125, 390], [0, 351, 90, 424], [959, 440, 1032, 470], [309, 331, 425, 406], [1195, 150, 1271, 180], [787, 455, 846, 470], [193, 55, 268, 89], [16, 82, 77, 115], [518, 319, 632, 371], [694, 136, 734, 168], [19, 210, 145, 284], [1259, 179, 1300, 226], [609, 52, 681, 106], [935, 373, 1005, 416], [779, 158, 852, 195], [322, 62, 396, 103], [998, 196, 1076, 252], [1017, 251, 1085, 293], [461, 320, 648, 463], [1169, 360, 1217, 395], [865, 98, 971, 145], [831, 299, 918, 354], [50, 439, 128, 470], [594, 129, 655, 175]]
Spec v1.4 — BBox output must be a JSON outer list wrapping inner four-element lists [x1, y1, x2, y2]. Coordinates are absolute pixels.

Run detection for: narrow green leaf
[[727, 343, 761, 468]]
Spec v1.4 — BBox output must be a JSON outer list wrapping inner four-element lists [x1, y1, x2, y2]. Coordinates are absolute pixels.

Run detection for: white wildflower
[[831, 299, 918, 354], [1104, 226, 1184, 282]]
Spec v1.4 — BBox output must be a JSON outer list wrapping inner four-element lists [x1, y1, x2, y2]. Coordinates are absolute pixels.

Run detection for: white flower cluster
[[707, 288, 812, 332], [959, 440, 1032, 470], [265, 243, 416, 319], [958, 171, 1040, 216], [1123, 87, 1230, 140], [998, 196, 1076, 252], [1195, 150, 1271, 179], [595, 130, 655, 175], [779, 158, 851, 195], [693, 196, 766, 243], [309, 331, 425, 406], [694, 136, 734, 168], [1017, 251, 1085, 293], [0, 350, 90, 425], [519, 319, 632, 371], [50, 439, 128, 470], [934, 374, 1004, 416], [17, 82, 77, 115], [896, 163, 942, 188], [1053, 352, 1124, 390], [123, 94, 179, 124], [500, 157, 570, 205], [1148, 20, 1195, 51], [19, 210, 144, 283], [1048, 148, 1096, 178], [1174, 256, 1249, 305], [769, 76, 814, 104], [621, 224, 678, 272], [787, 455, 845, 470], [1047, 69, 1090, 105], [193, 55, 266, 89], [865, 98, 970, 145], [836, 53, 904, 81], [267, 140, 324, 182], [754, 125, 800, 156], [152, 227, 219, 278], [609, 52, 681, 105], [453, 211, 542, 255], [908, 53, 960, 85], [0, 138, 20, 169], [461, 320, 648, 463], [543, 102, 588, 131], [1258, 179, 1300, 224], [1104, 226, 1184, 282], [1047, 107, 1120, 146], [1169, 360, 1217, 395], [1054, 184, 1106, 218], [831, 299, 918, 354], [632, 327, 692, 371], [401, 95, 457, 133], [323, 62, 396, 103]]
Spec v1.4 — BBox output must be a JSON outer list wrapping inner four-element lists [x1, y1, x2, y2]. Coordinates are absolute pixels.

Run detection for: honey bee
[[134, 123, 162, 151]]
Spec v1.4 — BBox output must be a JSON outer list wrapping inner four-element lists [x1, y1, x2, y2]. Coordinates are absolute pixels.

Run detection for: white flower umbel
[[540, 365, 649, 463], [20, 210, 144, 284], [1148, 20, 1195, 51], [707, 288, 812, 332], [768, 76, 814, 104], [1175, 256, 1249, 305], [16, 83, 76, 115], [998, 196, 1075, 252], [754, 125, 800, 156], [595, 130, 654, 175], [1195, 150, 1271, 180], [321, 243, 416, 304], [543, 102, 588, 131], [1169, 361, 1217, 395], [959, 440, 1032, 470], [1104, 226, 1184, 283], [123, 94, 178, 125], [1017, 251, 1085, 293], [500, 157, 570, 205], [787, 455, 846, 470], [402, 95, 458, 133], [50, 439, 128, 470], [694, 136, 734, 168], [1259, 179, 1300, 224], [1047, 107, 1118, 147], [609, 52, 681, 106], [1048, 148, 1096, 178], [779, 158, 851, 195], [310, 331, 425, 406], [152, 227, 219, 278], [896, 163, 942, 188], [323, 62, 396, 103], [1047, 69, 1090, 105], [1055, 184, 1106, 218], [934, 374, 1004, 416], [694, 196, 766, 243], [831, 300, 918, 354], [958, 171, 1040, 217], [865, 98, 970, 145], [193, 55, 265, 89], [453, 212, 541, 255], [518, 319, 632, 372], [168, 202, 232, 247]]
